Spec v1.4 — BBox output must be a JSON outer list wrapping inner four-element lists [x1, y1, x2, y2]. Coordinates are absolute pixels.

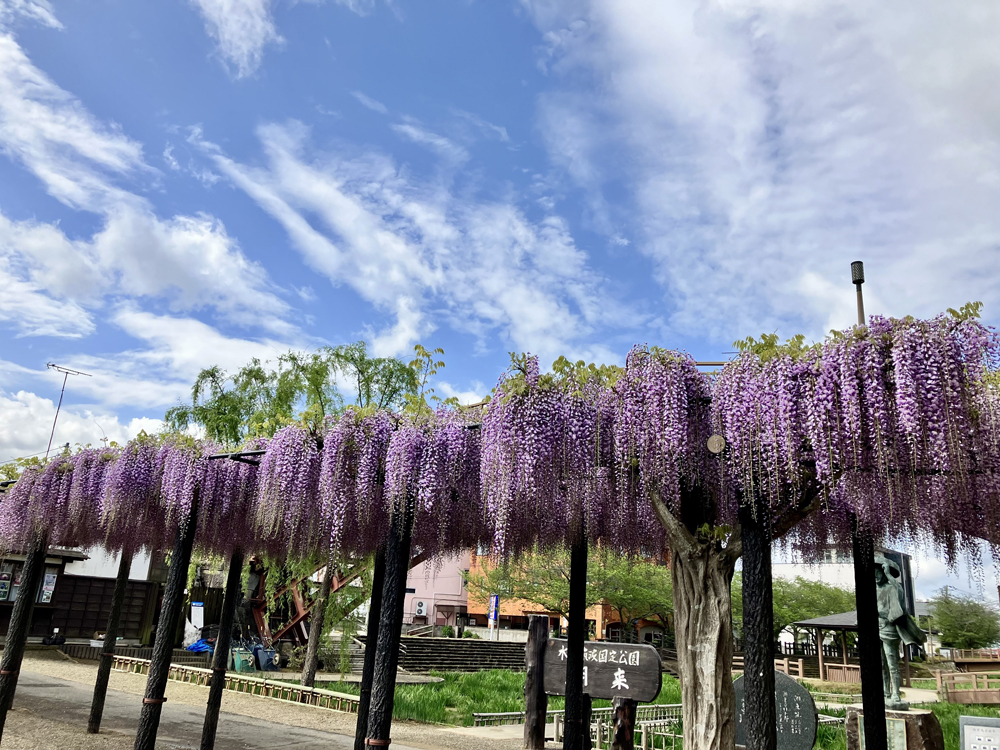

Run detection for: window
[[0, 562, 12, 601]]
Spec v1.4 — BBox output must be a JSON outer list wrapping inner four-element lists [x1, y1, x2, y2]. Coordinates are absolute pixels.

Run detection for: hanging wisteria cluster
[[1, 309, 997, 568], [480, 355, 618, 557], [713, 313, 1000, 561]]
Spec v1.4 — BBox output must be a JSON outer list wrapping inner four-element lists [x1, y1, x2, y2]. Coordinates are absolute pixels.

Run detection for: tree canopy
[[466, 547, 673, 632], [931, 589, 1000, 650], [731, 574, 856, 640]]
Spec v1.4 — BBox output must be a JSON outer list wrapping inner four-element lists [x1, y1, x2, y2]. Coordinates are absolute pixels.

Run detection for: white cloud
[[351, 91, 388, 115], [190, 0, 282, 78], [436, 380, 486, 406], [0, 34, 298, 339], [0, 389, 158, 464], [391, 121, 469, 164], [54, 306, 297, 409], [524, 0, 1000, 340], [195, 121, 620, 359], [0, 0, 61, 30], [0, 33, 146, 212]]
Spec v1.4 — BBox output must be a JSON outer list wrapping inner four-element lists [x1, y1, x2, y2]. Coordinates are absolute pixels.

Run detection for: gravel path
[[15, 652, 529, 750]]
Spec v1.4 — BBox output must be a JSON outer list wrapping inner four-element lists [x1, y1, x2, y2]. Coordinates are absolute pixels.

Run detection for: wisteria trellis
[[2, 312, 998, 567]]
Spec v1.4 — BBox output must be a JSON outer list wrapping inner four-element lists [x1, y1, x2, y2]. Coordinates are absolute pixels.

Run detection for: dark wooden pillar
[[611, 696, 637, 750], [563, 520, 588, 750], [89, 548, 134, 733], [134, 491, 200, 750], [524, 615, 548, 750], [738, 488, 776, 750], [0, 531, 49, 742], [354, 544, 386, 750], [365, 499, 414, 747], [200, 546, 244, 750], [851, 514, 887, 750], [301, 551, 335, 688], [581, 694, 593, 750]]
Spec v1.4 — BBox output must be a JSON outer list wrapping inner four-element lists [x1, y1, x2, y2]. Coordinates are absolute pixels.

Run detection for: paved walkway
[[12, 671, 423, 750]]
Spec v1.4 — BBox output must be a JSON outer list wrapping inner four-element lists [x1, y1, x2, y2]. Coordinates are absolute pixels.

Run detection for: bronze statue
[[874, 555, 925, 710]]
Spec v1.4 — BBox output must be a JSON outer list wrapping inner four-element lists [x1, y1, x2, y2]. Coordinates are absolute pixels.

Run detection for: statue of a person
[[874, 555, 925, 710]]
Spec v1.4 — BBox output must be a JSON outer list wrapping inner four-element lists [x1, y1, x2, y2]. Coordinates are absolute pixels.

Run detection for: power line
[[45, 363, 91, 460]]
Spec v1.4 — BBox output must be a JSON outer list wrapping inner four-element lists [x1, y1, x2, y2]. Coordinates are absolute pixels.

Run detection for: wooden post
[[842, 630, 849, 666], [524, 615, 548, 750], [0, 531, 49, 742], [611, 696, 637, 750], [301, 551, 335, 688], [354, 544, 386, 750], [88, 548, 134, 733], [817, 627, 825, 682], [200, 546, 244, 750], [903, 644, 911, 688], [582, 694, 593, 750], [365, 498, 414, 747], [737, 488, 776, 750], [134, 491, 200, 750], [851, 515, 887, 750], [562, 519, 588, 750]]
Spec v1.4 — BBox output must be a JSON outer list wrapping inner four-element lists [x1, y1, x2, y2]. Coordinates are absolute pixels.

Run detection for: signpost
[[543, 639, 663, 703], [734, 671, 818, 750]]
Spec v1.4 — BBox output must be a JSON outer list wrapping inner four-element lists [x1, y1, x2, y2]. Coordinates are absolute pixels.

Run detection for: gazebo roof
[[792, 611, 858, 631]]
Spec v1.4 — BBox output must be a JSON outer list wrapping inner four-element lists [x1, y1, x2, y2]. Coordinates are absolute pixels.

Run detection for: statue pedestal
[[846, 706, 944, 750]]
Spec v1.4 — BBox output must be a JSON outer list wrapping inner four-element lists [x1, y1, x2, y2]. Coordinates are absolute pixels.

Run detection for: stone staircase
[[353, 635, 526, 673]]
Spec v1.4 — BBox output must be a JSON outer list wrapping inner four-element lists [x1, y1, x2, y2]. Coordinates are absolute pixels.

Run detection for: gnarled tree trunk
[[671, 540, 737, 750]]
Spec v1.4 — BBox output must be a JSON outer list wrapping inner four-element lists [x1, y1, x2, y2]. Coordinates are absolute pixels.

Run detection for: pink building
[[402, 551, 470, 627]]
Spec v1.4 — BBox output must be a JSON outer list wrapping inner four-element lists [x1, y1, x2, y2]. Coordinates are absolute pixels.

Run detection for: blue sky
[[2, 0, 1000, 597]]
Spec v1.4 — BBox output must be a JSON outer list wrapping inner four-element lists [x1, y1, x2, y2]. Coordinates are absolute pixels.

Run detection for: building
[[402, 551, 470, 629]]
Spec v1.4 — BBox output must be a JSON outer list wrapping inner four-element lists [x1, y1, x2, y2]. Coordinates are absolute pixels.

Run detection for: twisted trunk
[[671, 541, 737, 750]]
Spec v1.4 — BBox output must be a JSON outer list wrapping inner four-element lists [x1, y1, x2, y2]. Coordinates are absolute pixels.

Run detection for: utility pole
[[45, 364, 91, 459]]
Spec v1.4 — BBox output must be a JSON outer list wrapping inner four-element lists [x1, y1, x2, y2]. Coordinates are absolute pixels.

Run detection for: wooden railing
[[731, 655, 804, 678], [944, 648, 1000, 662], [825, 663, 862, 683], [111, 656, 361, 713], [937, 670, 1000, 705]]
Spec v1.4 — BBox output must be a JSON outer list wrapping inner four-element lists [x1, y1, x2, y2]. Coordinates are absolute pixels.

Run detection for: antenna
[[45, 363, 92, 459]]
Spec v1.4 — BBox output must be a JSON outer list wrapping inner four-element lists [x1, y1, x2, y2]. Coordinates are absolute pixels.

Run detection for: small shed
[[793, 612, 859, 684]]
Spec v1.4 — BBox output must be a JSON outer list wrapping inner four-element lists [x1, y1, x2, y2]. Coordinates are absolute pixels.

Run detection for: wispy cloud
[[524, 0, 1000, 340], [0, 32, 297, 336], [351, 90, 388, 114], [189, 0, 282, 78], [390, 121, 469, 164], [0, 0, 61, 30], [195, 120, 622, 359]]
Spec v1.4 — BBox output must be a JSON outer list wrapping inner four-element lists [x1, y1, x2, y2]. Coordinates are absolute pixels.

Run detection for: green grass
[[310, 670, 683, 726]]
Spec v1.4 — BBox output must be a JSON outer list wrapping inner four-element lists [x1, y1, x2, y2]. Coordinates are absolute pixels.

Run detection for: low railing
[[551, 704, 683, 747], [944, 648, 1000, 662], [731, 656, 804, 678], [937, 670, 1000, 705], [811, 692, 861, 705], [111, 656, 361, 713], [824, 663, 862, 683]]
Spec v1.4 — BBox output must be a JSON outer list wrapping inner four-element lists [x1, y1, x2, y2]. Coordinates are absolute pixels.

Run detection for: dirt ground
[[11, 651, 526, 750]]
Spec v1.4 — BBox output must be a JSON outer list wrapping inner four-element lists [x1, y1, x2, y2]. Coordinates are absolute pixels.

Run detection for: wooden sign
[[734, 671, 817, 750], [543, 639, 662, 702]]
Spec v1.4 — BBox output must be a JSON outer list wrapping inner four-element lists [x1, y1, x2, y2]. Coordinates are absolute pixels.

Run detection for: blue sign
[[488, 594, 499, 623]]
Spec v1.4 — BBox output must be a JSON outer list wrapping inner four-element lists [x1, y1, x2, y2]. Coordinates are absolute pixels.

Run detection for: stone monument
[[734, 670, 817, 750], [875, 555, 926, 711]]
